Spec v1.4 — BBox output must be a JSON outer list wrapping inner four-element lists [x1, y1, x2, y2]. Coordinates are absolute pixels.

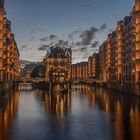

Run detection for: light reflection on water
[[0, 85, 139, 140]]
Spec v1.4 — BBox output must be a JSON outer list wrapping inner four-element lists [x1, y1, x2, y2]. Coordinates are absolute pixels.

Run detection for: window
[[139, 71, 140, 81]]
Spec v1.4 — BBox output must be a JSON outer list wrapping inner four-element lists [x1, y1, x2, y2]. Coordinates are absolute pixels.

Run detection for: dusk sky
[[5, 0, 134, 63]]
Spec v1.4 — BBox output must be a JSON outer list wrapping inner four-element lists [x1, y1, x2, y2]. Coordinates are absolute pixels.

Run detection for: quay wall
[[72, 80, 140, 96], [0, 81, 14, 94]]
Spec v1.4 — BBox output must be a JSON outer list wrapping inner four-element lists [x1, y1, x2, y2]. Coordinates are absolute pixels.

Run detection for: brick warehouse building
[[43, 46, 72, 93], [72, 0, 140, 95], [71, 54, 98, 81], [0, 0, 20, 87], [72, 62, 88, 81], [105, 0, 140, 94]]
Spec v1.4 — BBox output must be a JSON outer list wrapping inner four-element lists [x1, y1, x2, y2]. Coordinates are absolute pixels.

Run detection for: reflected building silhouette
[[34, 89, 71, 133], [0, 90, 19, 140], [72, 84, 94, 95], [73, 84, 140, 140], [0, 85, 139, 140], [34, 89, 71, 117], [45, 92, 71, 117]]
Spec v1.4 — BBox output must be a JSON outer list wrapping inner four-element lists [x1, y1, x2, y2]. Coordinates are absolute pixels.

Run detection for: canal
[[0, 84, 140, 140]]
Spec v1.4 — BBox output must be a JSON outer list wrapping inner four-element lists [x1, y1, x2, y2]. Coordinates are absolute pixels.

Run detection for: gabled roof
[[47, 46, 71, 58]]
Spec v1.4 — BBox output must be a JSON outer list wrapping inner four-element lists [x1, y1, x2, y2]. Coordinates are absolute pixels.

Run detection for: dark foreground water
[[0, 84, 140, 140]]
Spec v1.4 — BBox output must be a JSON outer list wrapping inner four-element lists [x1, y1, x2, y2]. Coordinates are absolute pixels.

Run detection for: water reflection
[[0, 85, 139, 140], [34, 89, 71, 135], [0, 90, 19, 140], [34, 89, 71, 117], [72, 85, 140, 140]]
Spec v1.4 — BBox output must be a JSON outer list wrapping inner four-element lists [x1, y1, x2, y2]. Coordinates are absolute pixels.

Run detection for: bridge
[[13, 77, 43, 91], [16, 77, 45, 83], [18, 83, 33, 91], [72, 78, 107, 87]]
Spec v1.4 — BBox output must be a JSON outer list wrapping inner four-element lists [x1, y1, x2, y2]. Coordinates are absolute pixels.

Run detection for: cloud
[[76, 24, 107, 46], [82, 53, 90, 59], [40, 34, 58, 42], [68, 29, 82, 40], [21, 45, 28, 49], [72, 44, 87, 53], [70, 40, 99, 60], [20, 45, 28, 51], [91, 41, 99, 48], [50, 34, 57, 40], [38, 24, 106, 51], [40, 36, 48, 42], [38, 44, 50, 51], [55, 40, 69, 47], [38, 39, 70, 51], [80, 47, 87, 52], [76, 41, 81, 46], [37, 24, 107, 63], [72, 57, 76, 60], [80, 26, 99, 45], [99, 24, 107, 31]]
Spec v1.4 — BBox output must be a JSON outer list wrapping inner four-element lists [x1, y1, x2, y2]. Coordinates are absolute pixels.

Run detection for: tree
[[30, 64, 45, 78]]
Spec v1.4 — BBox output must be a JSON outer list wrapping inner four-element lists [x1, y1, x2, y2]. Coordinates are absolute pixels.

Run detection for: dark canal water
[[0, 84, 140, 140]]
